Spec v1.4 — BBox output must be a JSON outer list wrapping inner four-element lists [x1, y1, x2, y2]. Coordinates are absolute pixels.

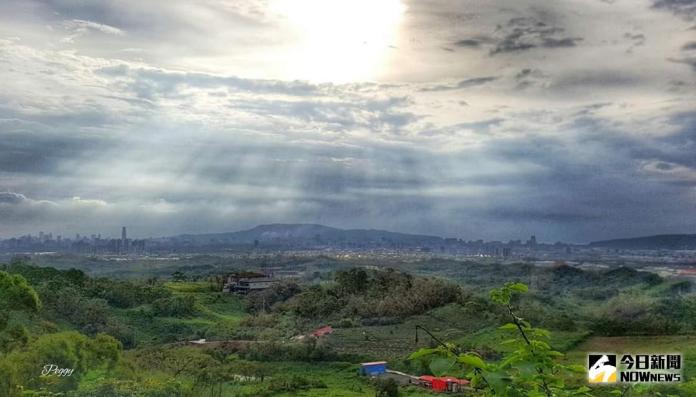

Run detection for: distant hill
[[163, 223, 450, 249], [589, 234, 696, 250]]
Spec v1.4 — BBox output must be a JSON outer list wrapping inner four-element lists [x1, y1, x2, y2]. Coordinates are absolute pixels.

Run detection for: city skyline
[[0, 0, 695, 242], [0, 223, 538, 242], [0, 222, 690, 246]]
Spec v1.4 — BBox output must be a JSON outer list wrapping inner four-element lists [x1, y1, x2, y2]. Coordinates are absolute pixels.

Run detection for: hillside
[[2, 258, 696, 396], [589, 234, 696, 250]]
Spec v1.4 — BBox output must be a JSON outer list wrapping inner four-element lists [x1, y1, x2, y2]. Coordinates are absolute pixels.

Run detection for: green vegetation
[[1, 256, 695, 396], [411, 282, 590, 396]]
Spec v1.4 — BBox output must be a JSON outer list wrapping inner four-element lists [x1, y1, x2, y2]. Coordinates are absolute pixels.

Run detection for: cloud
[[625, 32, 646, 45], [490, 17, 583, 55], [669, 56, 696, 71], [58, 18, 125, 44], [514, 68, 549, 89], [0, 0, 694, 242], [550, 70, 643, 90], [453, 38, 483, 47], [419, 76, 498, 92], [624, 32, 646, 52], [487, 208, 601, 223], [0, 192, 29, 205], [64, 19, 124, 36], [652, 0, 696, 20], [96, 65, 324, 99]]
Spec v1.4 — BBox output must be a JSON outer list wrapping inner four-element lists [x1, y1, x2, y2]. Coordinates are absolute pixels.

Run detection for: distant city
[[1, 224, 695, 261], [0, 227, 146, 255], [0, 224, 559, 257]]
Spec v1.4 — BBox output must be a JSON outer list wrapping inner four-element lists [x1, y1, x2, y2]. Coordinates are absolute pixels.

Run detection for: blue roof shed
[[360, 361, 387, 376]]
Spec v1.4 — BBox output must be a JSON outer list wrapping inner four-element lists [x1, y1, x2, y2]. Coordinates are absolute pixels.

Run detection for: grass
[[216, 362, 372, 397], [110, 281, 248, 345], [327, 303, 499, 361]]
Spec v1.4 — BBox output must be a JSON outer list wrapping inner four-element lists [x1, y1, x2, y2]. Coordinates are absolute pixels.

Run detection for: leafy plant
[[410, 282, 590, 396]]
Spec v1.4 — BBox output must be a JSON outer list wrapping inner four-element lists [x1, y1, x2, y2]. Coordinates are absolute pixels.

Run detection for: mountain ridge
[[589, 234, 696, 250], [158, 224, 696, 250], [164, 223, 449, 248]]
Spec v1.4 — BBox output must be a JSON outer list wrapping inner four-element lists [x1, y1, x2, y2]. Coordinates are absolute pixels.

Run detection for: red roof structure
[[418, 375, 469, 392], [311, 325, 334, 338]]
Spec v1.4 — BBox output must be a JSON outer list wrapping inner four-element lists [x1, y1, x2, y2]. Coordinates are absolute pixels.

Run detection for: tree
[[1, 331, 122, 395], [171, 271, 187, 282], [374, 378, 399, 397], [0, 271, 41, 312], [335, 268, 369, 295], [151, 295, 197, 317]]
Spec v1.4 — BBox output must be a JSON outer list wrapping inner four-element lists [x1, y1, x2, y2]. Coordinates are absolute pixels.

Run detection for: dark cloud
[[655, 162, 675, 170], [0, 192, 28, 205], [668, 56, 696, 71], [658, 111, 696, 150], [420, 76, 498, 92], [453, 39, 482, 47], [0, 130, 113, 174], [490, 17, 583, 55], [624, 32, 646, 52], [457, 77, 499, 88], [682, 41, 696, 50], [449, 118, 505, 133], [487, 208, 601, 223], [514, 68, 548, 89], [652, 0, 696, 20], [624, 33, 646, 45], [550, 70, 642, 89], [467, 115, 696, 237]]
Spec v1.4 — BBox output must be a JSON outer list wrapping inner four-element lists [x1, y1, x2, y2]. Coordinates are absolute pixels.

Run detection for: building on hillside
[[311, 325, 333, 338], [223, 272, 277, 294], [358, 362, 470, 393], [418, 375, 470, 393], [359, 362, 387, 376]]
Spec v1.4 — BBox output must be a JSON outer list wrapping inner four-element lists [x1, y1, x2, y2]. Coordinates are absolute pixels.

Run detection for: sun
[[273, 0, 406, 83]]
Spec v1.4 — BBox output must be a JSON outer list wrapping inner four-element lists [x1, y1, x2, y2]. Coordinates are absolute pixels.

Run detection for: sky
[[0, 0, 695, 242]]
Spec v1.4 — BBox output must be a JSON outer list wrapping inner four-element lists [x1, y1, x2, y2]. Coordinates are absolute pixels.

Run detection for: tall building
[[528, 235, 537, 247], [121, 226, 127, 254]]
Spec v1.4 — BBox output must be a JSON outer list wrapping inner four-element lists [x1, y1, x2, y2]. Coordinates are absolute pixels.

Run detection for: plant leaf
[[430, 357, 456, 376]]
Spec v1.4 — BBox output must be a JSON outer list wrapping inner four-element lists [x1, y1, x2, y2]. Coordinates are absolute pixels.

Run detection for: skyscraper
[[528, 235, 537, 247], [121, 226, 127, 254]]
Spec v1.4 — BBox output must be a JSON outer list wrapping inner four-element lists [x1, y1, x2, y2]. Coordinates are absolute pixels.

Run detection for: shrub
[[267, 375, 326, 392], [0, 271, 41, 312], [374, 378, 399, 397], [71, 379, 186, 397], [151, 296, 196, 317]]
